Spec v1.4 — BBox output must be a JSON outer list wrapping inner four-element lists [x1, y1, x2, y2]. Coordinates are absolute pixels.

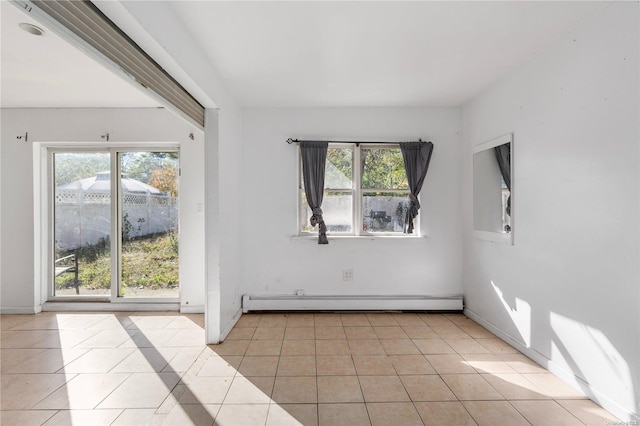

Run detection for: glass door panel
[[53, 152, 111, 296], [119, 152, 179, 298]]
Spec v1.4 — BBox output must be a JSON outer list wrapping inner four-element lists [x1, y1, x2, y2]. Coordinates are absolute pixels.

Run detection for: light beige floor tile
[[209, 339, 249, 356], [511, 400, 583, 425], [4, 348, 89, 374], [111, 408, 166, 425], [391, 314, 426, 327], [344, 326, 377, 340], [123, 329, 181, 348], [432, 325, 472, 339], [165, 315, 205, 329], [359, 376, 410, 402], [414, 401, 478, 426], [42, 409, 123, 426], [34, 373, 130, 409], [400, 375, 457, 401], [497, 353, 548, 373], [462, 353, 518, 374], [366, 402, 422, 426], [402, 326, 439, 339], [482, 373, 550, 400], [317, 376, 364, 403], [388, 354, 436, 375], [314, 314, 342, 326], [316, 355, 356, 375], [318, 403, 371, 426], [476, 338, 519, 354], [164, 328, 206, 347], [352, 355, 396, 375], [224, 376, 273, 404], [254, 326, 285, 340], [447, 338, 492, 354], [413, 338, 456, 354], [88, 315, 134, 330], [277, 355, 316, 376], [0, 315, 34, 330], [419, 314, 457, 327], [74, 329, 136, 348], [0, 410, 57, 426], [556, 399, 623, 425], [267, 403, 318, 426], [260, 314, 288, 327], [463, 401, 530, 426], [162, 403, 219, 426], [315, 326, 346, 340], [281, 339, 316, 355], [0, 373, 73, 409], [340, 314, 371, 326], [272, 376, 318, 403], [162, 347, 204, 373], [1, 348, 45, 372], [366, 314, 399, 326], [239, 356, 279, 376], [215, 403, 270, 426], [284, 327, 315, 340], [380, 339, 420, 355], [63, 348, 135, 373], [459, 324, 497, 339], [441, 374, 504, 400], [373, 326, 409, 339], [110, 347, 175, 373], [245, 339, 283, 356], [6, 314, 65, 330], [425, 353, 477, 374], [444, 314, 471, 325], [97, 372, 182, 408], [226, 327, 256, 340], [195, 353, 241, 376], [316, 339, 350, 355], [522, 373, 588, 399], [126, 316, 176, 330], [286, 313, 315, 327], [347, 339, 386, 355], [235, 314, 262, 327], [176, 376, 234, 405]]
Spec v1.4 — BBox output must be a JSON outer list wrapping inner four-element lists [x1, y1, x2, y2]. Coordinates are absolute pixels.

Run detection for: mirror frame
[[473, 133, 513, 245]]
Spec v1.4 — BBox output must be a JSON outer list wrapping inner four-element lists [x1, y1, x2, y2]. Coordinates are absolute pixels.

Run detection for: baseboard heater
[[242, 294, 463, 313]]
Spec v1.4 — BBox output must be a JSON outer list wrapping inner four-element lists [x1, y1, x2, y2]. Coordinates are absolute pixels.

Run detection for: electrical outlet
[[296, 289, 305, 296], [343, 269, 354, 281]]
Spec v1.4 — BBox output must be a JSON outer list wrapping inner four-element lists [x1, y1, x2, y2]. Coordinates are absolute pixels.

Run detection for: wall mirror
[[473, 133, 513, 244]]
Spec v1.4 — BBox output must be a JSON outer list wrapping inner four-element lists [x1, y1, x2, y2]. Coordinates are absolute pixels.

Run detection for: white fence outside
[[55, 189, 178, 250]]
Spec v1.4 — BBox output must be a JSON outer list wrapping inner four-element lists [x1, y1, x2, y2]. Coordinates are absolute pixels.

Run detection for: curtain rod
[[286, 138, 425, 146]]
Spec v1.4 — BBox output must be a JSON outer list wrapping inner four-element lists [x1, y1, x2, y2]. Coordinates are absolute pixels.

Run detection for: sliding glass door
[[51, 149, 179, 300]]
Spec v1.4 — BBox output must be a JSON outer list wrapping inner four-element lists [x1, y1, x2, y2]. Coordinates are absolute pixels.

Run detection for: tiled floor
[[0, 311, 622, 425]]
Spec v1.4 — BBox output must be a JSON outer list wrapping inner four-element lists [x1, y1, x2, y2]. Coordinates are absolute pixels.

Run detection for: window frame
[[298, 143, 419, 237]]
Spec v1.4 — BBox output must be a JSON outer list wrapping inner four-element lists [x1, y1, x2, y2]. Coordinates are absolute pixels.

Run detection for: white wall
[[462, 2, 639, 421], [241, 107, 462, 298], [0, 108, 205, 313]]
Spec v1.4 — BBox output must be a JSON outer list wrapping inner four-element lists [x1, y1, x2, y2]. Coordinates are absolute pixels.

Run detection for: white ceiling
[[0, 2, 159, 108], [1, 1, 608, 109]]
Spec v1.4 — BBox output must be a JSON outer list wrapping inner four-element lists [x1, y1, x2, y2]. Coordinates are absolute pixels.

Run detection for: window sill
[[291, 234, 427, 241]]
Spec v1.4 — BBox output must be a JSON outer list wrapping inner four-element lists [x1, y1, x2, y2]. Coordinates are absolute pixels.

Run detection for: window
[[299, 144, 416, 236]]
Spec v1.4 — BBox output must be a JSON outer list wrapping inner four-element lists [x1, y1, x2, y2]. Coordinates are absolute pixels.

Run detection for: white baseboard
[[220, 308, 242, 342], [242, 294, 463, 313], [42, 302, 180, 312], [180, 304, 204, 314], [464, 308, 640, 423], [0, 305, 42, 314]]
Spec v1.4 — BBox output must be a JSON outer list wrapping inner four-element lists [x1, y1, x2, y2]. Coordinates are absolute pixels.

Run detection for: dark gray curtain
[[300, 141, 329, 244], [400, 142, 434, 234], [494, 143, 511, 215]]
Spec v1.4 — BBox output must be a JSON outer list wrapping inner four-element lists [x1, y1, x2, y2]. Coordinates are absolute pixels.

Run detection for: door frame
[[39, 142, 180, 305]]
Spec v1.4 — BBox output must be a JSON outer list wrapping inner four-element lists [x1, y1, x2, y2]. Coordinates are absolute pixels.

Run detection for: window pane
[[361, 148, 408, 190], [326, 148, 352, 189], [362, 192, 411, 233], [300, 191, 353, 233]]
